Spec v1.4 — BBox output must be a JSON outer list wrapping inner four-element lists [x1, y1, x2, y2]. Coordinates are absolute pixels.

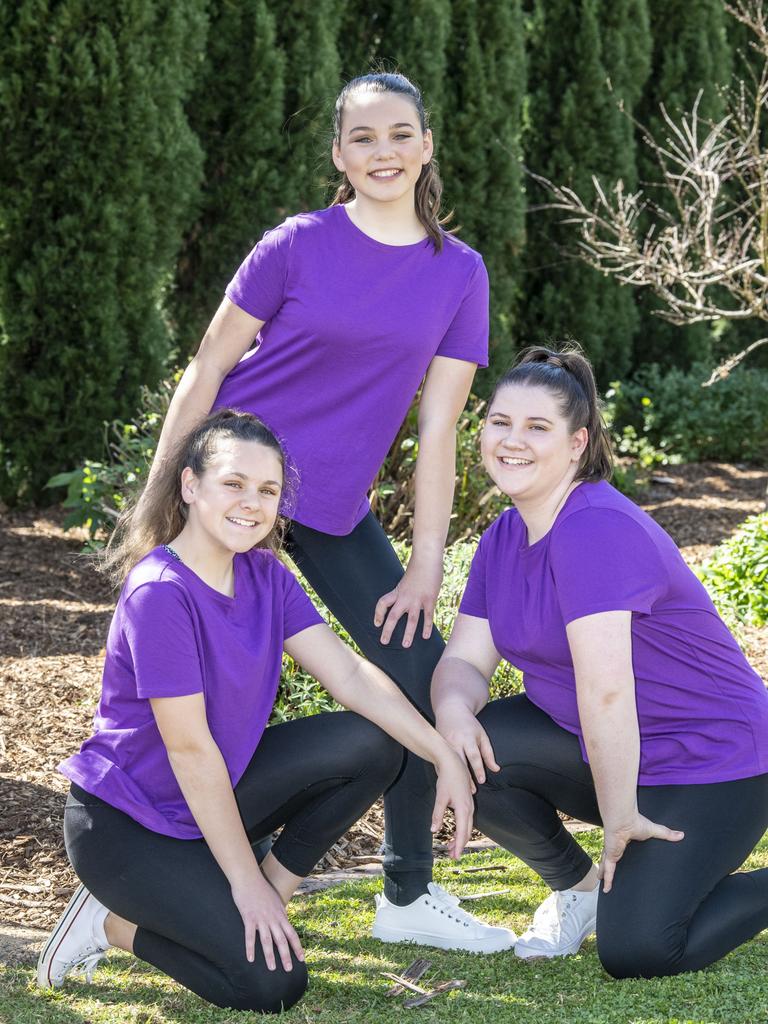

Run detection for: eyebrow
[[226, 471, 282, 486], [489, 413, 554, 424], [347, 122, 416, 135]]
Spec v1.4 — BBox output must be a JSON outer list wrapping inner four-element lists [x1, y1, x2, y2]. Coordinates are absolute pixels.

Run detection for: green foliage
[[269, 0, 342, 213], [0, 1, 207, 502], [521, 0, 651, 382], [606, 364, 768, 463], [699, 513, 768, 627], [171, 0, 287, 357], [45, 375, 176, 538], [633, 0, 732, 367], [273, 536, 522, 723], [441, 0, 526, 380], [370, 396, 508, 545]]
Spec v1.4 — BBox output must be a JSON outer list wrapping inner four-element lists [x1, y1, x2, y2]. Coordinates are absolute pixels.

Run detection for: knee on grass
[[222, 958, 309, 1013], [597, 932, 682, 981]]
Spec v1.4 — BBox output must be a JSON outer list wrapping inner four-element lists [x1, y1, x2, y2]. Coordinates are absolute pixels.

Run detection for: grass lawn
[[4, 831, 768, 1024]]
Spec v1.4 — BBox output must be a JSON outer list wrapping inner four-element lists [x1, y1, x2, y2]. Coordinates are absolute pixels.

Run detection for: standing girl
[[135, 72, 505, 951], [432, 345, 768, 978], [38, 410, 501, 1014]]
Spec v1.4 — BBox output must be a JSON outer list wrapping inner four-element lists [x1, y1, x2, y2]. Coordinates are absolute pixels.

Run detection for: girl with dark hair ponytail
[[115, 70, 504, 952], [38, 411, 483, 1012], [433, 343, 768, 979]]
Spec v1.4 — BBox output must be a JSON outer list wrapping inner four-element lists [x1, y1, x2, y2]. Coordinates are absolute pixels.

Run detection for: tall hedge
[[0, 1, 207, 500], [633, 0, 731, 369], [521, 0, 651, 382], [172, 0, 286, 357], [441, 0, 526, 379], [269, 0, 342, 213]]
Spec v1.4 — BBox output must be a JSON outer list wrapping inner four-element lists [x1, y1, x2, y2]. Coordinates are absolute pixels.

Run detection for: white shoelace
[[60, 946, 105, 983], [530, 891, 576, 939], [427, 884, 488, 930]]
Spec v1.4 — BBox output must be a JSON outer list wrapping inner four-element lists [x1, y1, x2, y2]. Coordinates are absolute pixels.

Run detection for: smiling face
[[180, 438, 283, 555], [332, 89, 433, 206], [481, 384, 589, 504]]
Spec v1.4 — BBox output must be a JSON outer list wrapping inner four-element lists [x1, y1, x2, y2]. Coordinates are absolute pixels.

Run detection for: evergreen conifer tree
[[172, 0, 286, 356], [521, 0, 650, 382], [441, 0, 526, 379], [268, 0, 342, 212], [634, 0, 732, 367], [0, 1, 207, 500]]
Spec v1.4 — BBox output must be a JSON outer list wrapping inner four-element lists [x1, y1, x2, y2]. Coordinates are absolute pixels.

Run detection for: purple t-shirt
[[459, 480, 768, 785], [215, 204, 489, 535], [60, 547, 323, 839]]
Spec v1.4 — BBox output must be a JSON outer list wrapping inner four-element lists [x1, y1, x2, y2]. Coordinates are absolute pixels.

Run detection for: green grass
[[4, 832, 768, 1024]]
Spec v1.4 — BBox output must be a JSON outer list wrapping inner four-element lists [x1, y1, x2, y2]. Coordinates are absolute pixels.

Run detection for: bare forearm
[[169, 743, 266, 889], [332, 659, 453, 766], [432, 655, 489, 720], [147, 358, 224, 487], [411, 427, 456, 560], [577, 682, 640, 827]]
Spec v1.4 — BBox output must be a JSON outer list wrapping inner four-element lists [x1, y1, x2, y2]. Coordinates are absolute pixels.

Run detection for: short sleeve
[[225, 219, 293, 322], [549, 510, 669, 625], [122, 583, 204, 699], [279, 567, 324, 640], [458, 533, 489, 619], [435, 256, 489, 367]]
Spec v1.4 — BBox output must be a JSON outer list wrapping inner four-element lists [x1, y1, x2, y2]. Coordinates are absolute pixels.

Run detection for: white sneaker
[[37, 883, 110, 988], [515, 886, 598, 960], [372, 882, 516, 954]]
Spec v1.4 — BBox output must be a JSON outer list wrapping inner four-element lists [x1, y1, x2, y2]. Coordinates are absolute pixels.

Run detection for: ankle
[[383, 876, 430, 907], [568, 865, 599, 894], [103, 912, 136, 953]]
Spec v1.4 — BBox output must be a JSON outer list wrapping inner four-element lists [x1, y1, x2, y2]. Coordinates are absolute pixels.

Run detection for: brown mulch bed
[[1, 462, 766, 931]]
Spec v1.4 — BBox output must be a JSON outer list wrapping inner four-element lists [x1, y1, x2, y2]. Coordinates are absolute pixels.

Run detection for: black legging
[[286, 510, 444, 904], [474, 694, 768, 979], [64, 712, 402, 1012]]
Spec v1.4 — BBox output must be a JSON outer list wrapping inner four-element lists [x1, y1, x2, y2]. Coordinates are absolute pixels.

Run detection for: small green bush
[[45, 376, 176, 540], [606, 364, 768, 464], [273, 538, 523, 723], [698, 513, 768, 627]]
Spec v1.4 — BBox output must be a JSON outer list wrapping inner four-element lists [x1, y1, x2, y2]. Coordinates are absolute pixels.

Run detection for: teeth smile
[[370, 169, 401, 177], [500, 457, 533, 466], [227, 516, 257, 527]]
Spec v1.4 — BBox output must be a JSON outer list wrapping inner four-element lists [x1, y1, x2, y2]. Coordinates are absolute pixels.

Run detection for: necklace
[[163, 544, 182, 562]]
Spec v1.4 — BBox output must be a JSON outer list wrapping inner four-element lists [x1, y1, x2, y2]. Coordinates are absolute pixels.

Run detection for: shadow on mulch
[[642, 462, 767, 552]]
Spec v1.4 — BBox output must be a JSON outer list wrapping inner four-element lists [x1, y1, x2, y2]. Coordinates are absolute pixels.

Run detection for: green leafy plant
[[605, 365, 768, 464], [45, 376, 177, 540], [698, 513, 768, 627]]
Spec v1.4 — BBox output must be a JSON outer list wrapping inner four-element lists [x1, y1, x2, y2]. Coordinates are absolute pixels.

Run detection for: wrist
[[228, 858, 267, 892], [408, 537, 445, 566]]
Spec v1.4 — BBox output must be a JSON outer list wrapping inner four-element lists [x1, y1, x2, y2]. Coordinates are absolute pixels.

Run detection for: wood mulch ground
[[1, 462, 766, 936]]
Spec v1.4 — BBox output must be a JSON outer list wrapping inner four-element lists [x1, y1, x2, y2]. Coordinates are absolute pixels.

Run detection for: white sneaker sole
[[37, 884, 92, 988], [514, 925, 595, 961], [372, 922, 515, 954]]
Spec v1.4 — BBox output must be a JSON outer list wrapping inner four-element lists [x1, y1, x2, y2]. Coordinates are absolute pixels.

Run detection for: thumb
[[653, 823, 685, 842]]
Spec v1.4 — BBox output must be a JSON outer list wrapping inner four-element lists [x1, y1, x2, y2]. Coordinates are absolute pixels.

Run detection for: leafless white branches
[[533, 0, 768, 382]]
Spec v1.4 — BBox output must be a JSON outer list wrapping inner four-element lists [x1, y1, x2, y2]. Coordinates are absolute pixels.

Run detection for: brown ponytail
[[491, 343, 614, 483], [99, 410, 295, 588], [330, 72, 454, 253]]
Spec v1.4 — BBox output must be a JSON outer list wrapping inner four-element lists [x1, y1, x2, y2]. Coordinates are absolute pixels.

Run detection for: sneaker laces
[[529, 891, 577, 940], [426, 883, 491, 930], [60, 945, 105, 983]]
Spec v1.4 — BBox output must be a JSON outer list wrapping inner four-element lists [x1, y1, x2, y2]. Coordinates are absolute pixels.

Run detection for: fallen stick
[[459, 888, 513, 902], [382, 958, 432, 996], [404, 979, 466, 1008], [449, 864, 507, 874]]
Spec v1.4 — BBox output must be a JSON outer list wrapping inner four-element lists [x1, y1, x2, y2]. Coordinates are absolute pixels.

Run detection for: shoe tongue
[[427, 882, 460, 906]]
